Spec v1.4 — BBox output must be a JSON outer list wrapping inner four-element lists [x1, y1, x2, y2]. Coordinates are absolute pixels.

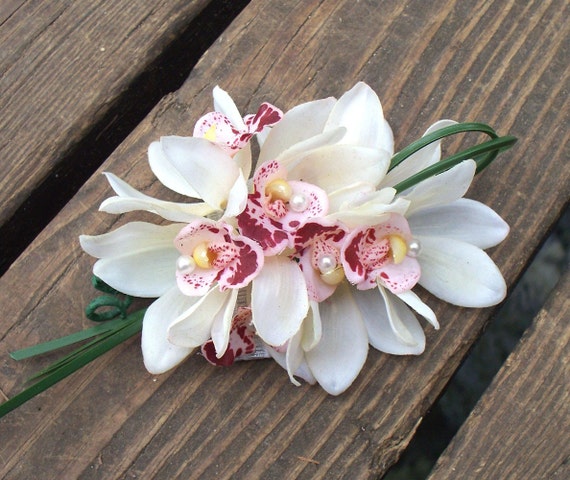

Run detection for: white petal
[[382, 119, 457, 187], [407, 198, 509, 248], [213, 85, 245, 128], [259, 97, 337, 163], [417, 235, 507, 307], [352, 287, 426, 355], [80, 222, 182, 297], [276, 127, 346, 169], [285, 330, 304, 386], [168, 287, 231, 348], [305, 282, 368, 395], [404, 159, 476, 215], [148, 141, 200, 198], [210, 288, 239, 357], [100, 197, 213, 223], [325, 82, 394, 153], [80, 221, 181, 258], [301, 301, 322, 351], [328, 190, 410, 228], [287, 144, 391, 193], [100, 173, 215, 221], [266, 345, 316, 385], [326, 182, 375, 213], [251, 256, 309, 347], [396, 290, 439, 329], [160, 136, 240, 209], [222, 169, 248, 219], [233, 143, 252, 179], [141, 286, 199, 374]]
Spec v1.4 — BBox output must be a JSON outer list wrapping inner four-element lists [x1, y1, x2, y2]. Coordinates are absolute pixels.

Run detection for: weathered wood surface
[[0, 0, 568, 478], [428, 270, 570, 480], [0, 0, 225, 269]]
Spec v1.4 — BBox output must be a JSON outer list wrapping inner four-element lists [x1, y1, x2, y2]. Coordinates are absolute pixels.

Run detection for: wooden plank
[[0, 0, 568, 478], [0, 0, 233, 270], [428, 270, 570, 479]]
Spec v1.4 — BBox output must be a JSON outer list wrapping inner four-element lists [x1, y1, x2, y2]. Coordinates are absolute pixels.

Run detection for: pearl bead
[[265, 179, 292, 202], [192, 242, 215, 269], [176, 255, 196, 274], [320, 267, 345, 285], [317, 254, 337, 274], [407, 238, 422, 257], [289, 193, 309, 212]]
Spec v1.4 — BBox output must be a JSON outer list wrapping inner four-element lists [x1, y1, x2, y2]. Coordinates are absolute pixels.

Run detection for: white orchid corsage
[[1, 82, 516, 416]]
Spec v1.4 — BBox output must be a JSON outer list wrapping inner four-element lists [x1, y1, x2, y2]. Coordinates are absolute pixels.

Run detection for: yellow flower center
[[192, 242, 217, 269], [265, 179, 293, 202], [388, 234, 408, 264], [320, 266, 346, 285], [203, 123, 217, 142]]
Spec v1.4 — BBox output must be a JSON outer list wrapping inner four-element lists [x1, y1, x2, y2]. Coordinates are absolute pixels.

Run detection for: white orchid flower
[[341, 160, 506, 362], [99, 86, 283, 221], [80, 218, 264, 374], [231, 83, 397, 354], [258, 82, 394, 210], [77, 82, 511, 398], [273, 119, 508, 394]]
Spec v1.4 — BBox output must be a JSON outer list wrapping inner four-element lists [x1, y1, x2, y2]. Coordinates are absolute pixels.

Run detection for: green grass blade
[[27, 326, 125, 381], [0, 309, 145, 419], [389, 122, 499, 172], [10, 316, 127, 360], [393, 135, 517, 193]]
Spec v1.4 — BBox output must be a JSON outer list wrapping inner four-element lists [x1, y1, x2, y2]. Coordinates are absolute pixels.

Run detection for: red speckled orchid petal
[[294, 220, 348, 302], [237, 191, 290, 255], [243, 102, 283, 134], [279, 180, 329, 231], [253, 160, 286, 193], [298, 249, 336, 302], [217, 236, 264, 290], [342, 214, 419, 292], [376, 256, 421, 294], [176, 268, 219, 296], [175, 219, 263, 294], [341, 227, 376, 284]]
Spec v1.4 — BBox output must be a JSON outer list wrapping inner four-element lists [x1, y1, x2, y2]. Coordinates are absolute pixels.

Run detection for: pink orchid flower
[[293, 220, 349, 302], [237, 160, 329, 255], [174, 219, 264, 296], [201, 307, 257, 366], [194, 102, 282, 155], [341, 213, 421, 294]]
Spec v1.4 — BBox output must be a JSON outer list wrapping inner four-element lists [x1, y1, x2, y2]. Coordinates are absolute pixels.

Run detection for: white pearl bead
[[317, 254, 337, 274], [289, 193, 309, 212], [176, 255, 196, 273], [407, 239, 422, 257]]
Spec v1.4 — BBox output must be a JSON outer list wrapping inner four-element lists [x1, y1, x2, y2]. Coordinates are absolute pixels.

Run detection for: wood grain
[[0, 0, 215, 255], [428, 271, 570, 480], [0, 0, 568, 478]]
